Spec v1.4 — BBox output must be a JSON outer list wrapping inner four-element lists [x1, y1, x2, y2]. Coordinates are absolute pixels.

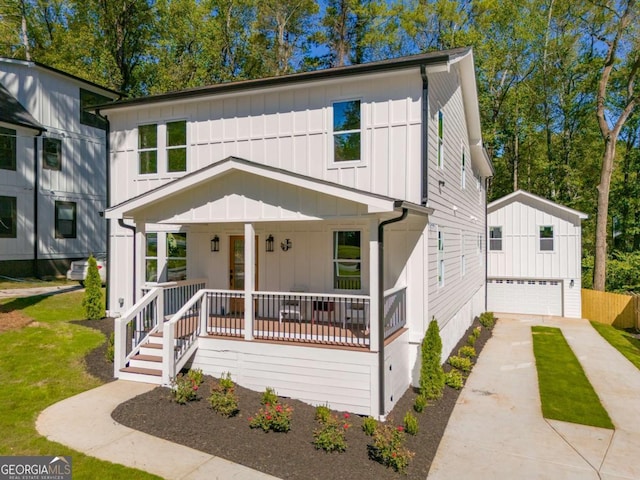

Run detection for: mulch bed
[[80, 318, 492, 479]]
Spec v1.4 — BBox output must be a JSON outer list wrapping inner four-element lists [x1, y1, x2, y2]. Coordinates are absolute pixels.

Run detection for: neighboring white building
[[101, 47, 493, 417], [0, 59, 120, 277], [487, 190, 587, 318]]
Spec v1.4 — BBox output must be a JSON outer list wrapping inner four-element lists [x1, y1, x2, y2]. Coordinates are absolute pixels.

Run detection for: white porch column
[[369, 218, 380, 353], [244, 223, 255, 341]]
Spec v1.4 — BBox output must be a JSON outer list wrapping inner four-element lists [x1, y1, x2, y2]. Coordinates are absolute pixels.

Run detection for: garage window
[[489, 226, 502, 251], [539, 226, 554, 251]]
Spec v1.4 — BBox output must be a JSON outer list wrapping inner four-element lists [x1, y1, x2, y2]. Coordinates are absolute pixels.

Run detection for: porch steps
[[118, 366, 163, 384], [118, 330, 183, 385]]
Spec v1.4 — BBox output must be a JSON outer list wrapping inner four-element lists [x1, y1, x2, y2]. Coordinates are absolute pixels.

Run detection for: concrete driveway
[[428, 314, 640, 480]]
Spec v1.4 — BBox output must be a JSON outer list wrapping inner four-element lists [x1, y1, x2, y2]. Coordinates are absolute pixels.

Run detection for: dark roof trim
[[0, 57, 123, 98], [0, 83, 45, 132], [97, 47, 471, 111]]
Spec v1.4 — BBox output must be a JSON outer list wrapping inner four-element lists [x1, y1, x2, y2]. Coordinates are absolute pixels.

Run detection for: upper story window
[[0, 196, 16, 238], [55, 201, 76, 239], [461, 146, 466, 188], [167, 121, 186, 172], [138, 124, 158, 174], [489, 226, 502, 251], [43, 137, 62, 170], [539, 226, 554, 251], [80, 89, 111, 130], [0, 127, 16, 171], [333, 100, 361, 162], [437, 110, 444, 169], [333, 230, 361, 290]]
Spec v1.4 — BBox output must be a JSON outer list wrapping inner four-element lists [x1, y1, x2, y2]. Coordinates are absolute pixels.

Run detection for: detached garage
[[486, 190, 587, 318]]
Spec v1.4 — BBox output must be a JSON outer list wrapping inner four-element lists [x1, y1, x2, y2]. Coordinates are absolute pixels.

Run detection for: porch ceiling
[[106, 156, 431, 224]]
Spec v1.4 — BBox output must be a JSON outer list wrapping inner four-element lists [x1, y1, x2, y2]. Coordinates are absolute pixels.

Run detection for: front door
[[229, 235, 258, 313]]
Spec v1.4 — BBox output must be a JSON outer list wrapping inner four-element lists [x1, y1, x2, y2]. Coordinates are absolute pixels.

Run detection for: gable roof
[[488, 190, 588, 221], [106, 156, 433, 220], [0, 83, 45, 132]]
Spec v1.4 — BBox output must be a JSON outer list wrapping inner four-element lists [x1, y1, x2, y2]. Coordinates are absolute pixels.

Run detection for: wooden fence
[[582, 289, 640, 329]]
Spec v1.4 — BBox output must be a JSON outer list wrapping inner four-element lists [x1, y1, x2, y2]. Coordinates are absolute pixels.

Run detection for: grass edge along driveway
[[0, 291, 161, 480], [590, 321, 640, 370], [531, 325, 614, 429]]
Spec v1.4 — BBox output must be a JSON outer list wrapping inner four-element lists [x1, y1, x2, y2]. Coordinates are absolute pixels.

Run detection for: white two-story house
[[0, 59, 120, 277], [101, 47, 493, 417]]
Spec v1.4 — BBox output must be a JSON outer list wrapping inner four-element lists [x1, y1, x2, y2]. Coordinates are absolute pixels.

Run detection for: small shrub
[[448, 355, 473, 373], [249, 402, 293, 432], [172, 370, 203, 404], [261, 387, 279, 406], [187, 368, 204, 385], [208, 373, 239, 417], [444, 369, 464, 390], [479, 311, 496, 329], [473, 326, 482, 338], [106, 332, 114, 363], [467, 334, 477, 346], [367, 423, 415, 473], [420, 318, 445, 400], [458, 345, 477, 358], [413, 394, 428, 413], [82, 255, 105, 320], [403, 412, 418, 435], [315, 404, 332, 423], [362, 416, 378, 436], [313, 413, 350, 452]]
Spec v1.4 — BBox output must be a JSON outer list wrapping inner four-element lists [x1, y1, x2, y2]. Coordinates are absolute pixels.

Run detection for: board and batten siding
[[425, 67, 487, 360], [108, 69, 425, 208]]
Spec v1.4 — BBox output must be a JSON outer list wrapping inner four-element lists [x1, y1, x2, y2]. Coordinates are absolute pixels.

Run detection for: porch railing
[[383, 285, 407, 338], [142, 278, 207, 318]]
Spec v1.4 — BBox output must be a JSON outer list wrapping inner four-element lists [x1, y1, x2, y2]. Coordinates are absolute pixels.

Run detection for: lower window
[[55, 201, 76, 238], [0, 196, 16, 238], [333, 231, 361, 290]]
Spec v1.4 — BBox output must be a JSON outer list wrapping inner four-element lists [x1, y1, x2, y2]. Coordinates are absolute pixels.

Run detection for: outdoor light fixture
[[266, 234, 274, 252], [281, 239, 292, 251], [570, 279, 575, 287], [211, 235, 220, 252]]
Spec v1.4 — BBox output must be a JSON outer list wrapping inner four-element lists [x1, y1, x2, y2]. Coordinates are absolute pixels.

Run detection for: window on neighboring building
[[461, 147, 466, 188], [539, 225, 554, 251], [167, 120, 187, 172], [438, 229, 445, 287], [167, 232, 187, 281], [0, 127, 16, 171], [138, 123, 158, 174], [55, 201, 76, 238], [489, 226, 502, 251], [437, 110, 444, 169], [145, 232, 158, 282], [333, 100, 361, 162], [43, 137, 62, 170], [0, 196, 16, 238], [333, 231, 361, 289], [80, 89, 111, 130]]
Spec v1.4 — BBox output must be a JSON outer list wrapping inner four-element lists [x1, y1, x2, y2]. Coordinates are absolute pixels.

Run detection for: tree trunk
[[593, 140, 616, 291]]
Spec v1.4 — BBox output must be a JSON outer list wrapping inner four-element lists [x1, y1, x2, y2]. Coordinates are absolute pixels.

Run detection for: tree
[[590, 0, 640, 291], [419, 318, 445, 400], [82, 255, 105, 320]]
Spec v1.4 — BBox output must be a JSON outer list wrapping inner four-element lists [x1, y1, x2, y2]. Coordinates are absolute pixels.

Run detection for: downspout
[[420, 66, 429, 206], [118, 219, 136, 304], [378, 207, 409, 416], [33, 136, 40, 277], [97, 110, 111, 310]]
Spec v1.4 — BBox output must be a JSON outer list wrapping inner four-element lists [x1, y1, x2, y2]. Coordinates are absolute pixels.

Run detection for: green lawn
[[0, 277, 73, 290], [531, 326, 614, 429], [0, 291, 160, 480], [590, 321, 640, 370]]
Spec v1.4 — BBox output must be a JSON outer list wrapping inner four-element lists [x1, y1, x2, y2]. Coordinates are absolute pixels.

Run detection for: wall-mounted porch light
[[281, 239, 292, 251], [211, 235, 220, 252], [266, 234, 274, 252]]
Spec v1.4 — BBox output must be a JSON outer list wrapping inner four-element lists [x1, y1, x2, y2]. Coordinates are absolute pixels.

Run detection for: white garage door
[[487, 279, 563, 316]]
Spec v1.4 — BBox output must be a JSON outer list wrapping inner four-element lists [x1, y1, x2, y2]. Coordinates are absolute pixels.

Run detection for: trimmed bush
[[367, 423, 415, 473], [313, 413, 350, 452], [362, 416, 378, 436], [419, 318, 445, 400], [479, 312, 496, 329], [209, 372, 239, 417], [413, 394, 428, 413], [82, 255, 104, 320], [458, 345, 477, 358], [262, 387, 278, 406], [448, 355, 473, 373], [444, 369, 464, 389], [403, 411, 418, 435], [315, 404, 332, 423]]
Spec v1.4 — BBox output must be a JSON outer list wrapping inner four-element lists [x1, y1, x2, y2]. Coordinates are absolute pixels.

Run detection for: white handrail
[[383, 285, 407, 297]]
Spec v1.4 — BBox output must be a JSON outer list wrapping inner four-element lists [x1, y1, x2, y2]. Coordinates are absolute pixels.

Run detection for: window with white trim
[[145, 233, 158, 282], [333, 231, 361, 290], [138, 123, 157, 174], [0, 127, 16, 171], [55, 201, 76, 239], [332, 100, 361, 162], [539, 226, 554, 251], [489, 226, 502, 251], [0, 195, 16, 238], [437, 110, 444, 169], [438, 229, 445, 287], [167, 120, 186, 172], [43, 137, 62, 170], [167, 232, 187, 281]]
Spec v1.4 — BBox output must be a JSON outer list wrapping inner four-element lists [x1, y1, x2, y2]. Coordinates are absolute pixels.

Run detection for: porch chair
[[278, 287, 307, 324]]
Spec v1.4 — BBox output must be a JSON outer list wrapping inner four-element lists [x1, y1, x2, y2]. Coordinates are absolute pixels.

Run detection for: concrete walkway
[[0, 284, 82, 298], [36, 380, 279, 480], [428, 314, 640, 480]]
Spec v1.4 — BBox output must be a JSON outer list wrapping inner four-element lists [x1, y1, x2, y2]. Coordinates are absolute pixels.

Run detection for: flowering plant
[[313, 412, 351, 453], [367, 423, 415, 473], [249, 402, 293, 432], [171, 369, 203, 404], [208, 372, 239, 417]]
